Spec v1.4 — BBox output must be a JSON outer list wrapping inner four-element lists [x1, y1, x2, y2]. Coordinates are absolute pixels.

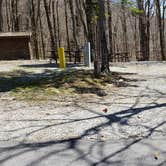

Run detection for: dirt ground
[[0, 60, 165, 143]]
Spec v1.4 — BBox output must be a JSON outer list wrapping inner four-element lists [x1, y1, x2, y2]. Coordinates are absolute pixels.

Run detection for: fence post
[[58, 47, 66, 68], [84, 42, 91, 67]]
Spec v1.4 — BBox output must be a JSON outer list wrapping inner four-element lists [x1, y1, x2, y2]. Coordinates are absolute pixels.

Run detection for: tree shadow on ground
[[20, 63, 84, 68], [0, 100, 166, 165], [0, 69, 55, 92], [1, 68, 165, 165]]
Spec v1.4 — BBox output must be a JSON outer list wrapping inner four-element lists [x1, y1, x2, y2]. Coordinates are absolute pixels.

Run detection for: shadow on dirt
[[0, 101, 165, 165], [19, 63, 84, 68]]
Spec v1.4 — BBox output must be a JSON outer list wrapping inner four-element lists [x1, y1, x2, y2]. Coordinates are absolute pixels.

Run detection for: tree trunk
[[107, 0, 113, 61], [64, 0, 71, 61], [56, 0, 61, 47], [0, 0, 3, 31], [137, 0, 149, 61], [11, 0, 19, 31], [85, 0, 95, 50], [39, 3, 45, 59], [69, 0, 79, 51], [75, 0, 88, 40], [98, 0, 110, 73], [155, 0, 165, 61], [43, 0, 57, 62], [52, 0, 58, 52], [5, 0, 10, 31], [121, 1, 128, 55], [29, 0, 39, 59]]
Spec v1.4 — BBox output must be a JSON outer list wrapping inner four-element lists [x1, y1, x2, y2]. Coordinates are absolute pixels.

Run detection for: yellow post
[[58, 47, 66, 68]]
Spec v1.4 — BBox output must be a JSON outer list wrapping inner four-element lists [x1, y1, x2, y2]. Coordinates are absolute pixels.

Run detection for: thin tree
[[43, 0, 57, 62], [0, 0, 3, 31], [137, 0, 149, 61], [121, 0, 129, 56], [56, 0, 61, 47], [155, 0, 165, 60], [107, 0, 113, 61], [68, 0, 79, 51], [64, 0, 71, 61], [52, 0, 58, 52], [11, 0, 19, 31], [29, 0, 40, 59]]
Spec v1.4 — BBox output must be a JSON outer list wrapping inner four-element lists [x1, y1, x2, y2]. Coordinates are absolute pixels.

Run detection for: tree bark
[[43, 0, 57, 62], [69, 0, 79, 51], [98, 0, 110, 73], [137, 0, 149, 61], [107, 0, 113, 61], [155, 0, 165, 60], [64, 0, 71, 61], [29, 0, 39, 59], [0, 0, 3, 31], [56, 0, 61, 47], [52, 0, 58, 52]]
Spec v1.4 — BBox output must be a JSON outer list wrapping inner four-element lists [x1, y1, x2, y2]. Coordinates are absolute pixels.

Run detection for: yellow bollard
[[58, 47, 66, 68]]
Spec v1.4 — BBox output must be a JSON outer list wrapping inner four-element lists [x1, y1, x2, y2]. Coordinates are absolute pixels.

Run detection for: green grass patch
[[0, 69, 116, 101]]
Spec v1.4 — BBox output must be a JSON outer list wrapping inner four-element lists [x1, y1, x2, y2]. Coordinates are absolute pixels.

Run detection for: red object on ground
[[102, 108, 108, 113]]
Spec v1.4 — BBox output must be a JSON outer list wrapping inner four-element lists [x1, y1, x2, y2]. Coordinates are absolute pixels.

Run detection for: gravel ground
[[0, 60, 166, 144]]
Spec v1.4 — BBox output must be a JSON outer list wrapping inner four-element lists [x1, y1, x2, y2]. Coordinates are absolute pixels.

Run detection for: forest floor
[[0, 60, 166, 165]]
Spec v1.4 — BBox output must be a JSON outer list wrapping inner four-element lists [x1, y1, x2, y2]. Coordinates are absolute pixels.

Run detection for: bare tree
[[43, 0, 57, 62], [121, 0, 129, 54], [64, 0, 71, 61], [28, 0, 40, 59], [155, 0, 165, 60], [98, 0, 110, 73], [68, 0, 79, 51], [0, 0, 165, 63], [0, 0, 3, 31], [107, 0, 113, 61], [11, 0, 20, 31], [52, 0, 58, 51], [137, 0, 149, 61], [56, 0, 61, 47]]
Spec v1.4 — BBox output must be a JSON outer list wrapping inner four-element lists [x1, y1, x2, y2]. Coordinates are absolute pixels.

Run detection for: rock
[[119, 79, 124, 82], [137, 115, 141, 119], [97, 90, 107, 97]]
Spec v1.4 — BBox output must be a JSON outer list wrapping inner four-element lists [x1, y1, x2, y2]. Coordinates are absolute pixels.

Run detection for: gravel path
[[0, 61, 166, 144]]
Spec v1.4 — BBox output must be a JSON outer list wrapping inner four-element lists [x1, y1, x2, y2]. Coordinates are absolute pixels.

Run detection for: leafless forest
[[0, 0, 165, 63]]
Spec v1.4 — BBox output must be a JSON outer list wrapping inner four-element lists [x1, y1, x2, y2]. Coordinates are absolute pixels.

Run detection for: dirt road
[[0, 61, 165, 165]]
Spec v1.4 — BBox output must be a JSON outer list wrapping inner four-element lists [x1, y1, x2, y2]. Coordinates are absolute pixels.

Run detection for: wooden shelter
[[0, 32, 32, 60]]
